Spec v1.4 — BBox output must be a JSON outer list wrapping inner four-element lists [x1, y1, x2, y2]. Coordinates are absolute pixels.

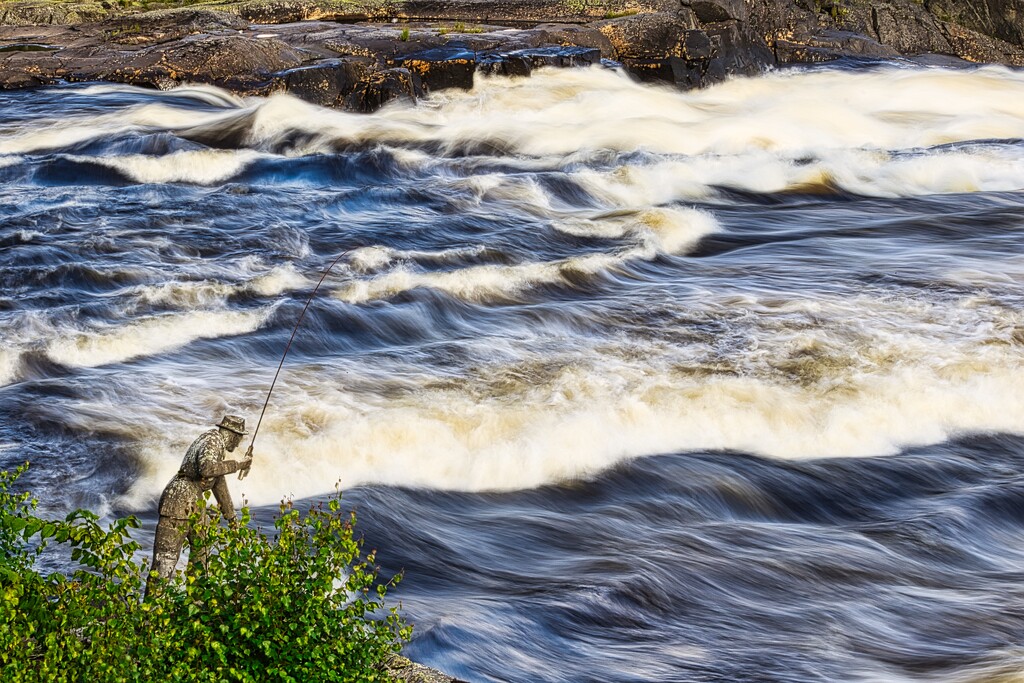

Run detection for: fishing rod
[[239, 247, 356, 480]]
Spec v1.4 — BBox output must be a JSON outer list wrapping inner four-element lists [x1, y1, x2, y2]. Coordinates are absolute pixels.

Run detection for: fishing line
[[239, 247, 356, 480]]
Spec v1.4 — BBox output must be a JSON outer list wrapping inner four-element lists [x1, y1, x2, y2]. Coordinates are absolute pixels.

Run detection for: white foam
[[348, 246, 396, 273], [16, 229, 42, 242], [336, 255, 603, 304], [0, 89, 247, 155], [5, 66, 1024, 199], [120, 264, 309, 309], [348, 244, 489, 273], [129, 280, 237, 308], [0, 348, 20, 386], [0, 124, 101, 155], [247, 263, 310, 296], [76, 149, 262, 185], [0, 311, 55, 387], [13, 67, 1024, 506], [46, 308, 272, 368], [337, 208, 718, 303], [569, 144, 1024, 203], [79, 83, 247, 109], [826, 146, 1024, 197], [306, 65, 1024, 157], [621, 207, 720, 254], [98, 286, 1024, 506], [119, 347, 1024, 504]]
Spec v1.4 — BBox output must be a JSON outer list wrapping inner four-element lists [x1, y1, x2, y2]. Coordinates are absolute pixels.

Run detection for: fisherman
[[146, 415, 254, 595]]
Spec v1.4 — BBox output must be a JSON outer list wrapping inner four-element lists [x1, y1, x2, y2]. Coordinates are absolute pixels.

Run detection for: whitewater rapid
[[6, 61, 1024, 683], [0, 64, 1023, 511], [3, 66, 1024, 195]]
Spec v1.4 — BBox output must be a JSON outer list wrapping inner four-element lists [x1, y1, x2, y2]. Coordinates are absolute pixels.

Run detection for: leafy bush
[[0, 464, 410, 682]]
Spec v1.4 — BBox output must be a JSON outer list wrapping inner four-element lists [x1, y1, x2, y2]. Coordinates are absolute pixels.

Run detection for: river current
[[1, 63, 1024, 681]]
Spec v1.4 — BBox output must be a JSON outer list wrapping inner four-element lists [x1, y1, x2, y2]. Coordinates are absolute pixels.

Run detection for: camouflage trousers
[[145, 510, 209, 599]]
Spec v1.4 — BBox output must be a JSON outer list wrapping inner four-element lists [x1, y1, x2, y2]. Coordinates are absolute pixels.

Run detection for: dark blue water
[[2, 65, 1024, 681], [355, 436, 1024, 682]]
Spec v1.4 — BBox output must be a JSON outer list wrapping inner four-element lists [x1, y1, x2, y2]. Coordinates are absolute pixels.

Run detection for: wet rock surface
[[0, 0, 1021, 111], [384, 654, 469, 683], [749, 0, 1024, 65]]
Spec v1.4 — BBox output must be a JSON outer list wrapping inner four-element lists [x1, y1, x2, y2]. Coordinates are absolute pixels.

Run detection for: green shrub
[[0, 464, 410, 682]]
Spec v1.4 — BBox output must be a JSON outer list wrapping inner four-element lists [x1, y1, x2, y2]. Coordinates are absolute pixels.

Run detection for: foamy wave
[[348, 246, 398, 273], [230, 65, 1024, 157], [80, 83, 247, 109], [269, 365, 1021, 494], [0, 348, 20, 386], [347, 245, 489, 274], [362, 66, 1024, 198], [114, 337, 1024, 506], [130, 280, 237, 308], [76, 149, 262, 185], [556, 207, 720, 254], [46, 308, 271, 368], [97, 287, 1024, 505], [826, 146, 1024, 197], [336, 254, 617, 304], [454, 65, 1024, 157], [0, 124, 120, 155], [7, 66, 1024, 199], [0, 92, 247, 155], [338, 208, 718, 303], [246, 263, 310, 296], [124, 264, 310, 309], [45, 65, 1014, 166], [571, 145, 1024, 203], [0, 311, 55, 387]]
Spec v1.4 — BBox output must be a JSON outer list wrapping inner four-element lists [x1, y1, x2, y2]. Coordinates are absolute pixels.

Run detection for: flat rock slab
[[385, 654, 470, 683], [2, 0, 1022, 110], [0, 8, 748, 108], [1, 14, 759, 105]]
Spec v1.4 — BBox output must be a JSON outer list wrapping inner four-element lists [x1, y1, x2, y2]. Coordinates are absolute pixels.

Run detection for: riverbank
[[1, 0, 1022, 111]]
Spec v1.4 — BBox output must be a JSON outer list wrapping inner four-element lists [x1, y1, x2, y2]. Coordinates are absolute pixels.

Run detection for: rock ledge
[[1, 1, 1020, 110]]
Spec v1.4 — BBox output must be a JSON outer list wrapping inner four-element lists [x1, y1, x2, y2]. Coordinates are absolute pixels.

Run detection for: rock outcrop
[[1, 1, 1022, 110], [384, 653, 469, 683]]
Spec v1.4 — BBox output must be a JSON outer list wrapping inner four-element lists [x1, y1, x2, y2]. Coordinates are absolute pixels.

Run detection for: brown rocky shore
[[0, 0, 1022, 111]]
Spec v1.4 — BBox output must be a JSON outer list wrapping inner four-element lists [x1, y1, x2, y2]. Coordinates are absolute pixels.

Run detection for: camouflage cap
[[216, 415, 249, 435]]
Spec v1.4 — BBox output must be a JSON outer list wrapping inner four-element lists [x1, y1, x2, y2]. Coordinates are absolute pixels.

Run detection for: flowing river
[[2, 63, 1024, 681]]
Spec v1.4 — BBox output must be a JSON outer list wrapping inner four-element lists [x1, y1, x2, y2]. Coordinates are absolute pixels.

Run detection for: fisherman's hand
[[236, 448, 254, 480]]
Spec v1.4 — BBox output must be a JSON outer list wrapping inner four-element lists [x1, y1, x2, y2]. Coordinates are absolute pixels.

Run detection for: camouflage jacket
[[158, 429, 242, 520]]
